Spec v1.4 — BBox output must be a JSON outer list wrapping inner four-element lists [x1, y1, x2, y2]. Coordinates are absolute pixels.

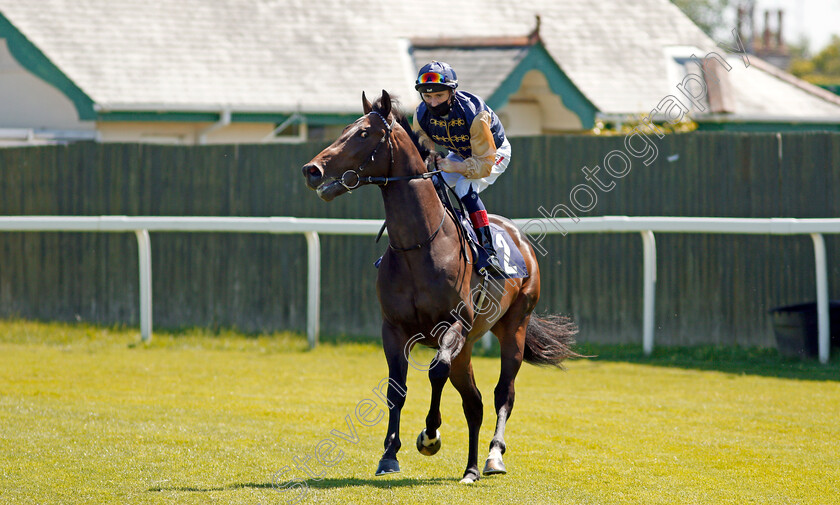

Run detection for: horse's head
[[302, 90, 397, 202]]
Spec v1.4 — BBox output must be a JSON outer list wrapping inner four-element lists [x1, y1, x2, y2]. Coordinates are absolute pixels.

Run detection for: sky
[[740, 0, 840, 53]]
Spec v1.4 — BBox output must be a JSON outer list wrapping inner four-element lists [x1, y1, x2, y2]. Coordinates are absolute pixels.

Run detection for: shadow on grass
[[572, 343, 840, 382], [148, 482, 273, 492], [305, 334, 840, 382], [115, 320, 839, 382], [308, 476, 455, 489], [148, 476, 454, 493]]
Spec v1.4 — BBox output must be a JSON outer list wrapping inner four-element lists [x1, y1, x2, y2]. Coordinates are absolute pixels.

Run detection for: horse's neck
[[378, 135, 447, 249], [380, 178, 446, 250]]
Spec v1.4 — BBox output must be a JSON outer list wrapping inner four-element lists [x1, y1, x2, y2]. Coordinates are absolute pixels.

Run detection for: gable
[[488, 43, 598, 129], [412, 41, 598, 132], [0, 13, 95, 121]]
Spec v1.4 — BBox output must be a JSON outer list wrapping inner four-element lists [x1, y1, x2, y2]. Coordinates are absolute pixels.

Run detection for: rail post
[[134, 229, 153, 343], [811, 233, 830, 364], [304, 231, 321, 348], [641, 231, 657, 355]]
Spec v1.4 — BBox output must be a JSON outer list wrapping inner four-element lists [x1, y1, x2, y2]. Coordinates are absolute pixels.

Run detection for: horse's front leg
[[375, 321, 409, 476]]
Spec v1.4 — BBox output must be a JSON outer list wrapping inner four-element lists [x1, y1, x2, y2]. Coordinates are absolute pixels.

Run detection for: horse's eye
[[360, 131, 369, 138]]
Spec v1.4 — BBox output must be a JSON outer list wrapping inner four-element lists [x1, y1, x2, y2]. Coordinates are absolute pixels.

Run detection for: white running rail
[[0, 216, 837, 363]]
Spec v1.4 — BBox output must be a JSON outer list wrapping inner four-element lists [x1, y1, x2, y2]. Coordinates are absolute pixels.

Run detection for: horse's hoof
[[459, 469, 480, 484], [482, 456, 507, 475], [416, 429, 441, 456], [375, 458, 400, 476]]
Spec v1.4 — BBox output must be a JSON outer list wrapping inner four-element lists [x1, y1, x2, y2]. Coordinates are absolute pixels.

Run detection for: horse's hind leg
[[448, 343, 483, 484], [483, 312, 529, 476], [416, 323, 465, 457], [416, 357, 448, 456]]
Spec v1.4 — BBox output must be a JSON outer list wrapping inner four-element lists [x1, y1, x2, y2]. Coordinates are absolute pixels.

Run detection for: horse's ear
[[380, 89, 392, 118], [362, 92, 372, 114]]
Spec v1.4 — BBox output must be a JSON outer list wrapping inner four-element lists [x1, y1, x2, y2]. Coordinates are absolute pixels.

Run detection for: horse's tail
[[523, 313, 582, 368]]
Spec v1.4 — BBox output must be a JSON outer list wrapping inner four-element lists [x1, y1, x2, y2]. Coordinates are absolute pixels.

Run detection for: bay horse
[[301, 90, 579, 484]]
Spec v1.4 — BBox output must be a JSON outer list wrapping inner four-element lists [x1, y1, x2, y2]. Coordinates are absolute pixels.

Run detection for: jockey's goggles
[[417, 72, 447, 85], [417, 72, 452, 84]]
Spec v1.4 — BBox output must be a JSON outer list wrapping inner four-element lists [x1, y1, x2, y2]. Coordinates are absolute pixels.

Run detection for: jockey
[[412, 61, 511, 276]]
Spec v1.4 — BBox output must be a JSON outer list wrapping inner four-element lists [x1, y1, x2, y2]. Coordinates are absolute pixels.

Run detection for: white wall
[[499, 69, 584, 136], [97, 121, 281, 145], [0, 39, 94, 133]]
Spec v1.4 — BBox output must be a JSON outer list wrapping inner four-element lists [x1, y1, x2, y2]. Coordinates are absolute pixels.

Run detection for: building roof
[[1, 0, 838, 125], [411, 34, 598, 128], [720, 56, 840, 119], [411, 43, 526, 107]]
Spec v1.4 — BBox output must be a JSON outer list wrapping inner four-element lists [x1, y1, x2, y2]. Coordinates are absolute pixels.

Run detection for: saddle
[[375, 175, 527, 280]]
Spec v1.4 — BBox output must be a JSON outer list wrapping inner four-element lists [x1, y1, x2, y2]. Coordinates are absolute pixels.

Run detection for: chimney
[[776, 10, 784, 48], [763, 10, 771, 49], [527, 14, 542, 45]]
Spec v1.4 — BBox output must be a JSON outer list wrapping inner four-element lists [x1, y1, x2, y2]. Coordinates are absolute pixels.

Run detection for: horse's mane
[[372, 94, 430, 160]]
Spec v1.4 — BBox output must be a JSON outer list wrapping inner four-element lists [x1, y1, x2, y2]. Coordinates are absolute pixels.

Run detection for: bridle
[[329, 109, 448, 252], [335, 110, 440, 192]]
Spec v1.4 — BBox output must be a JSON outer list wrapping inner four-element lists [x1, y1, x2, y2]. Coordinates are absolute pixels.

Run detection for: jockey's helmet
[[415, 61, 458, 93]]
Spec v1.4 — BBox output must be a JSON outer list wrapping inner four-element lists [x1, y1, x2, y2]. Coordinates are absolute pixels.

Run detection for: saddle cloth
[[374, 212, 528, 280], [455, 211, 528, 280]]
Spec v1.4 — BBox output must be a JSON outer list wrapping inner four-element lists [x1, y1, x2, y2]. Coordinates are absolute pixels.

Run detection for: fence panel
[[1, 133, 839, 345]]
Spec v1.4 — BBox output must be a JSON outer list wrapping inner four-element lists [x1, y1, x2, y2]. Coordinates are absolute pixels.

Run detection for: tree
[[790, 35, 840, 86], [812, 36, 840, 77]]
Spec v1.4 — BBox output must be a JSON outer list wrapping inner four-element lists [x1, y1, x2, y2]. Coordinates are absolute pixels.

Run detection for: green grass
[[1, 320, 839, 504]]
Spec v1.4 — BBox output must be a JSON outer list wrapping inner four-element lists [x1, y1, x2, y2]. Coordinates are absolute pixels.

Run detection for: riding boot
[[476, 225, 504, 276]]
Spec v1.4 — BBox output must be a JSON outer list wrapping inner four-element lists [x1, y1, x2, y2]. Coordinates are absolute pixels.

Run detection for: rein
[[362, 170, 440, 186], [387, 163, 467, 255], [388, 206, 448, 252], [334, 109, 448, 252]]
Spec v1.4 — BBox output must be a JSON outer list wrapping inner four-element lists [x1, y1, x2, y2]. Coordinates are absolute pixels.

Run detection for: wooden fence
[[1, 132, 839, 346]]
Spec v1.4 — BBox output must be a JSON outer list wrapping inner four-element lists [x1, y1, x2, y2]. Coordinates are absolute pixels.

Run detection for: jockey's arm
[[438, 111, 497, 179]]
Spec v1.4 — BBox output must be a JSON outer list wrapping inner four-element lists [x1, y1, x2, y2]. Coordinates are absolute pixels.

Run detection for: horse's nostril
[[303, 164, 321, 178]]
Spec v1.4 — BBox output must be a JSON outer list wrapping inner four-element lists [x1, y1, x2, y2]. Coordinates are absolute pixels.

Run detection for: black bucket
[[768, 301, 840, 358]]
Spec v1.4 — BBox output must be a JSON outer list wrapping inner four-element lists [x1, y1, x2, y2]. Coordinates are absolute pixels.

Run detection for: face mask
[[429, 98, 451, 117]]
